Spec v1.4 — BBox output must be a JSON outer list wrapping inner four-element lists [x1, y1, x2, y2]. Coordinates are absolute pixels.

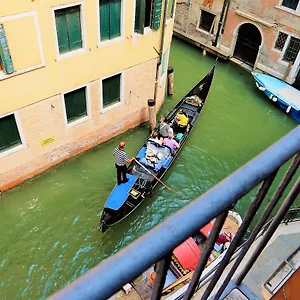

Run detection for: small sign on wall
[[41, 136, 55, 147]]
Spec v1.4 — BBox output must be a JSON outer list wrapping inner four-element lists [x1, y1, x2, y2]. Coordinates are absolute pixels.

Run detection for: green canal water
[[0, 38, 298, 299]]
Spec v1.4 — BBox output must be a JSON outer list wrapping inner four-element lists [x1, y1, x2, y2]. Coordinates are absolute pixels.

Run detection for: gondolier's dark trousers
[[115, 164, 128, 185]]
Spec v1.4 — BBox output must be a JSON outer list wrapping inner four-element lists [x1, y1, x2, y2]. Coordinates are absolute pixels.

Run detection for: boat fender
[[269, 93, 273, 99], [258, 86, 265, 91], [255, 82, 259, 88], [286, 106, 291, 113], [272, 97, 277, 102]]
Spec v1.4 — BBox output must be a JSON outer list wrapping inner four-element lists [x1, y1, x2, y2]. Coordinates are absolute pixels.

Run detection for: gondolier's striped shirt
[[113, 147, 128, 166]]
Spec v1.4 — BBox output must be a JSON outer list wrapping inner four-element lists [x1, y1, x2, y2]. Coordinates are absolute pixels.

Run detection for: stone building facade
[[0, 0, 175, 192], [174, 0, 300, 86]]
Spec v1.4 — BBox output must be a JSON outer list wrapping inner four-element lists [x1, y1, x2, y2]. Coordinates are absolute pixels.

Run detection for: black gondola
[[100, 62, 216, 232]]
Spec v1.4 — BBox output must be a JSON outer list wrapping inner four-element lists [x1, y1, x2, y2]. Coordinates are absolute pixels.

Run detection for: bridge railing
[[48, 125, 300, 300]]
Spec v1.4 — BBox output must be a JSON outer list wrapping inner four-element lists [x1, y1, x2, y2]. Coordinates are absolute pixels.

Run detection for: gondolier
[[113, 141, 133, 185]]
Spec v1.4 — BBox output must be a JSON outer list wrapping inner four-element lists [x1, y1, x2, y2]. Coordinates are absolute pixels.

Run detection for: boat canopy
[[173, 237, 201, 270], [104, 174, 137, 211]]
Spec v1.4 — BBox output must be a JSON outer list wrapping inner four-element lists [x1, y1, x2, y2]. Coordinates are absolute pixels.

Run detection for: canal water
[[0, 38, 298, 299]]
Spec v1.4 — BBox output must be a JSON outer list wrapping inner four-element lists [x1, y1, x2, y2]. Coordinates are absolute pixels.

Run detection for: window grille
[[283, 37, 300, 63], [274, 32, 288, 51]]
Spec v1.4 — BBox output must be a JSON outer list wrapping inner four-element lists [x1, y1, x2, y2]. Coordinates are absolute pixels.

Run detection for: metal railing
[[48, 125, 300, 300]]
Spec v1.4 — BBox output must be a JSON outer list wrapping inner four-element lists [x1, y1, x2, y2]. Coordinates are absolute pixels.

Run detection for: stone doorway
[[233, 23, 262, 67]]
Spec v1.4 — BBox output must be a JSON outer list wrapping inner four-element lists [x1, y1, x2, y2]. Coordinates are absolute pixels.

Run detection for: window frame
[[279, 0, 300, 12], [61, 84, 91, 128], [272, 31, 289, 53], [0, 111, 26, 158], [97, 0, 125, 47], [277, 32, 300, 66], [196, 8, 217, 36], [52, 2, 87, 61], [166, 0, 176, 20], [100, 71, 124, 113]]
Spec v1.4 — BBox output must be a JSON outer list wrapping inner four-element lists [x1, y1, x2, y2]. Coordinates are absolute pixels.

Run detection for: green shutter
[[65, 88, 87, 122], [161, 51, 166, 76], [134, 0, 146, 34], [55, 10, 70, 54], [0, 114, 21, 151], [67, 7, 82, 51], [103, 74, 121, 107], [150, 0, 162, 30], [100, 0, 110, 41], [110, 0, 121, 38], [167, 0, 175, 19], [0, 24, 14, 74]]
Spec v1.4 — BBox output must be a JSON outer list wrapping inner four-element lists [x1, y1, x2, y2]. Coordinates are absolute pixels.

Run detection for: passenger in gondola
[[159, 117, 173, 138], [163, 132, 179, 154], [149, 131, 163, 145], [173, 109, 189, 134]]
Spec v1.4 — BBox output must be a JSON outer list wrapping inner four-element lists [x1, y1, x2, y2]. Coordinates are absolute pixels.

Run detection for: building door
[[293, 68, 300, 90], [233, 23, 262, 67]]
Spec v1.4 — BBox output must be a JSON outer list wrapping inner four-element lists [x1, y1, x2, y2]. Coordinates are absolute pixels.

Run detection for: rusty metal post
[[167, 67, 174, 96], [148, 99, 156, 132]]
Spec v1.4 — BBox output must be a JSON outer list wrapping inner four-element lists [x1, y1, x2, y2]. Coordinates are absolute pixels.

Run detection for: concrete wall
[[0, 0, 174, 192]]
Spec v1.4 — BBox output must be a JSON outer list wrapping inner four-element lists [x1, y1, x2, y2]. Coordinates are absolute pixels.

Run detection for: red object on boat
[[200, 222, 213, 238], [173, 237, 201, 270]]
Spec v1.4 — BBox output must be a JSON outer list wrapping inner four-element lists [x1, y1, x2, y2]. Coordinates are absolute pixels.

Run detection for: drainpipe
[[212, 0, 230, 47], [153, 0, 168, 105], [221, 0, 231, 34]]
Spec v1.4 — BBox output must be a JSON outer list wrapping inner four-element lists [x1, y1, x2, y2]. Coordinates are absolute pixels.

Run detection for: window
[[283, 37, 300, 63], [199, 10, 215, 33], [0, 24, 14, 74], [274, 32, 288, 51], [99, 0, 121, 41], [55, 6, 82, 54], [102, 74, 121, 108], [167, 0, 175, 19], [134, 0, 162, 34], [64, 87, 87, 123], [0, 114, 21, 152], [281, 0, 299, 10]]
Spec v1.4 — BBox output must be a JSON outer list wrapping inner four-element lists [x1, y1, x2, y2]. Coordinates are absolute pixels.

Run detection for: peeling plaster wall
[[221, 0, 300, 81]]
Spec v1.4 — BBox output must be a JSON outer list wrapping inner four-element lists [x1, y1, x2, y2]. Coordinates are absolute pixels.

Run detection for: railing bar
[[204, 170, 278, 300], [236, 176, 300, 285], [183, 211, 229, 300], [151, 252, 172, 300], [214, 153, 300, 298]]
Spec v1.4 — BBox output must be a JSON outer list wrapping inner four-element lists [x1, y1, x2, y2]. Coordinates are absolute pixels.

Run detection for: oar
[[133, 158, 175, 192]]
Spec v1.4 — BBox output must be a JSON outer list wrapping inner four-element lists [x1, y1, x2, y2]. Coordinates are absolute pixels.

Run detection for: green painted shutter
[[67, 7, 82, 51], [103, 75, 120, 107], [75, 88, 87, 118], [103, 77, 112, 107], [55, 10, 70, 54], [134, 0, 146, 34], [65, 92, 77, 122], [0, 24, 14, 74], [0, 114, 21, 151], [110, 0, 121, 38], [150, 0, 162, 30], [161, 51, 166, 76], [100, 0, 110, 41]]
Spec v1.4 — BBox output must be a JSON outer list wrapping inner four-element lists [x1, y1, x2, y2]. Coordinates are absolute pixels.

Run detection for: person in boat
[[146, 264, 157, 287], [113, 141, 134, 185], [159, 117, 173, 138], [163, 132, 179, 153], [149, 131, 163, 145], [173, 109, 189, 133]]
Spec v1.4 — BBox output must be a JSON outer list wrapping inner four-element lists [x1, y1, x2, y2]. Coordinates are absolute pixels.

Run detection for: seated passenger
[[163, 133, 179, 153], [173, 109, 189, 133], [159, 117, 173, 138], [148, 132, 162, 145]]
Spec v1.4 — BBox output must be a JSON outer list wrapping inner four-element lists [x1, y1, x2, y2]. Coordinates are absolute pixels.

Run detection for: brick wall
[[0, 58, 167, 192]]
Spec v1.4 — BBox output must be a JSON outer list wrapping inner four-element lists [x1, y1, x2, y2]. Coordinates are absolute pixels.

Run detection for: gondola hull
[[100, 63, 216, 232]]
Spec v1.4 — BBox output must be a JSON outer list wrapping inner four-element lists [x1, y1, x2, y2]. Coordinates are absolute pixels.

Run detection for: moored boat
[[100, 63, 216, 233], [252, 72, 300, 123], [115, 210, 242, 299]]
